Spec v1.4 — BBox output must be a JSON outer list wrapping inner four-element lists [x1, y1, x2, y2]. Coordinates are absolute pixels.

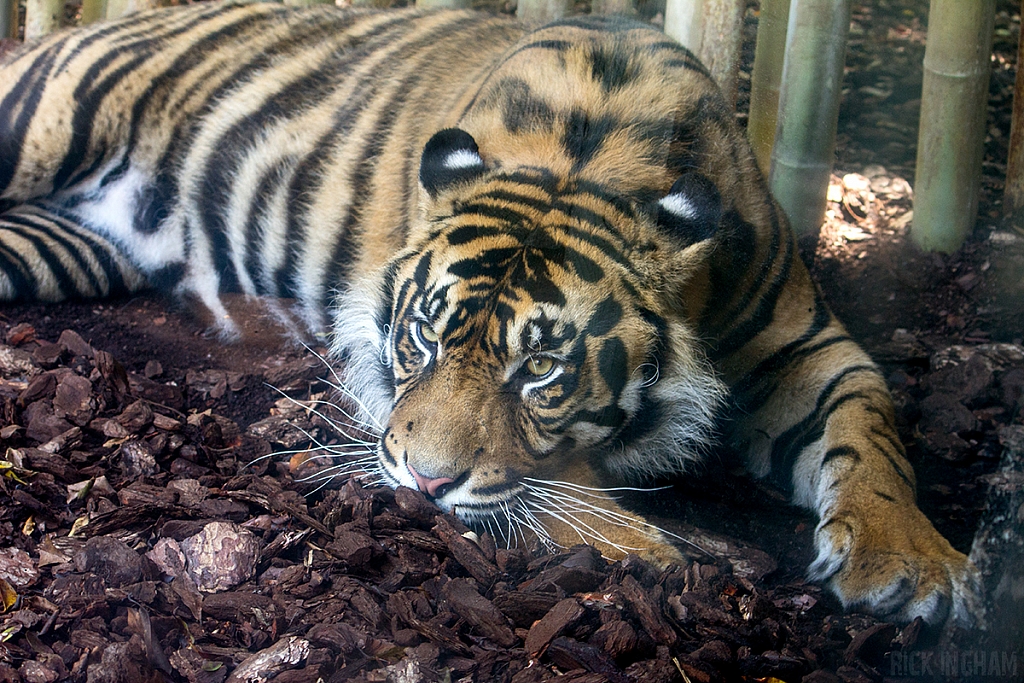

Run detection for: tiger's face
[[335, 128, 727, 526]]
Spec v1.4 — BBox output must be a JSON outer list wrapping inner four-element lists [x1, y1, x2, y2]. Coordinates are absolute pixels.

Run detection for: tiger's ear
[[655, 172, 722, 245], [419, 128, 487, 198]]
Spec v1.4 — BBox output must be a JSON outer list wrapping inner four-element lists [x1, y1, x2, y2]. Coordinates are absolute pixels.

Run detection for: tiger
[[0, 0, 981, 627]]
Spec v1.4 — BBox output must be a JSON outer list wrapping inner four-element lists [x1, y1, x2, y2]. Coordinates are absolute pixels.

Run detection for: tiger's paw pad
[[808, 515, 984, 628]]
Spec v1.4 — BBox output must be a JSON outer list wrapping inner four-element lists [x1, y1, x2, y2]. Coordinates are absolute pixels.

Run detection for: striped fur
[[0, 1, 980, 627]]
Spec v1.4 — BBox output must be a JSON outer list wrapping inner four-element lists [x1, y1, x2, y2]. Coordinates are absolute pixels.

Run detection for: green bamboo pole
[[664, 0, 703, 55], [768, 0, 851, 236], [747, 0, 790, 176], [1003, 0, 1024, 220], [24, 0, 63, 39], [912, 0, 995, 253], [1, 0, 16, 39], [80, 0, 105, 24], [517, 0, 571, 24]]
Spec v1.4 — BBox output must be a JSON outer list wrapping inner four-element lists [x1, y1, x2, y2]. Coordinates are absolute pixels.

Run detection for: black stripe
[[471, 481, 521, 497], [453, 201, 538, 229], [597, 336, 628, 398], [52, 1, 244, 73], [865, 430, 915, 491], [730, 300, 842, 411], [570, 180, 640, 221], [43, 203, 136, 296], [472, 188, 555, 216], [589, 45, 638, 93], [768, 365, 878, 490], [109, 7, 330, 228], [243, 158, 295, 295], [193, 14, 407, 295], [0, 237, 37, 299], [647, 41, 711, 78], [710, 205, 793, 359], [585, 295, 622, 337], [732, 336, 856, 417], [53, 4, 271, 191], [562, 109, 617, 174], [315, 17, 493, 295], [0, 46, 62, 195], [0, 222, 80, 299], [276, 16, 474, 299], [1, 212, 105, 296], [553, 222, 636, 279], [379, 437, 398, 468], [456, 38, 568, 121], [572, 405, 625, 429], [821, 445, 860, 466]]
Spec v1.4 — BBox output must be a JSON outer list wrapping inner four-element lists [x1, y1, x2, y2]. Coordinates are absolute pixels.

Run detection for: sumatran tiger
[[0, 0, 981, 627]]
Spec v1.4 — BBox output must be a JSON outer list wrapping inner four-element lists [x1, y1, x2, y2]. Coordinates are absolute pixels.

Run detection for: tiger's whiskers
[[249, 349, 385, 493], [473, 478, 710, 560]]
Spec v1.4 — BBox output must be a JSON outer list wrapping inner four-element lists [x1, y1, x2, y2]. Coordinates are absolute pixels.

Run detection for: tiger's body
[[0, 1, 980, 626]]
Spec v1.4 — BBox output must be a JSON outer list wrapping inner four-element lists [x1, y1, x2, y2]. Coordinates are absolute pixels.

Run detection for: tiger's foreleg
[[731, 318, 983, 627], [0, 203, 148, 301]]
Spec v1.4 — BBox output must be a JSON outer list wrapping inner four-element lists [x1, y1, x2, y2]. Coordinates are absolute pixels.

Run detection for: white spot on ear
[[659, 193, 697, 220], [444, 149, 484, 170]]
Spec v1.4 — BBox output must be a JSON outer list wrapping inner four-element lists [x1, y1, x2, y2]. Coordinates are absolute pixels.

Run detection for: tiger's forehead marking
[[527, 322, 543, 350]]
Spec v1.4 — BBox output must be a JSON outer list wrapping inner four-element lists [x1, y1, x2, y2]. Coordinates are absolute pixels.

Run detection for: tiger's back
[[0, 2, 983, 629], [0, 3, 744, 329]]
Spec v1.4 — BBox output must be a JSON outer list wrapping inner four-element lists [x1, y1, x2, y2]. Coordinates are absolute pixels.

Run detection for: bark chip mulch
[[0, 320, 1018, 682]]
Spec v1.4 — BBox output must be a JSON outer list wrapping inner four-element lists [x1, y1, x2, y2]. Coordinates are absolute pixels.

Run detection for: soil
[[1, 0, 1023, 682]]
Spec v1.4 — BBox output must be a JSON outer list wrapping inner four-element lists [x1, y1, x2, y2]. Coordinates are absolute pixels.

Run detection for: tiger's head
[[332, 127, 727, 533]]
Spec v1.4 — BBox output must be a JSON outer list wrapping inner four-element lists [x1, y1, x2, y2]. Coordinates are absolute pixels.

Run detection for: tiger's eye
[[419, 323, 439, 344], [525, 357, 554, 376]]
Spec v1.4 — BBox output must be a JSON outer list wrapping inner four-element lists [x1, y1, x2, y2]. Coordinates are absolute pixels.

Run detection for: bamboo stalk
[[912, 0, 995, 253], [104, 0, 130, 19], [24, 0, 63, 39], [1, 0, 16, 39], [517, 0, 571, 24], [747, 0, 790, 176], [768, 0, 851, 236], [80, 0, 105, 25], [696, 0, 743, 108], [665, 0, 743, 106], [1004, 0, 1024, 219], [664, 0, 703, 55]]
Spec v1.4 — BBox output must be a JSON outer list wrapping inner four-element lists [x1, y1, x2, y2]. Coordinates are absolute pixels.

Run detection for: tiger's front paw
[[808, 505, 983, 627]]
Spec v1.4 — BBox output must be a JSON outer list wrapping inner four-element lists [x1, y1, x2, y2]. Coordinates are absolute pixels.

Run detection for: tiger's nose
[[407, 464, 457, 498]]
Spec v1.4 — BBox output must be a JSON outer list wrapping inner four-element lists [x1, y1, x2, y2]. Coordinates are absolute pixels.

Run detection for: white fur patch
[[330, 274, 396, 429], [63, 162, 187, 273], [658, 193, 698, 220], [444, 149, 484, 170]]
